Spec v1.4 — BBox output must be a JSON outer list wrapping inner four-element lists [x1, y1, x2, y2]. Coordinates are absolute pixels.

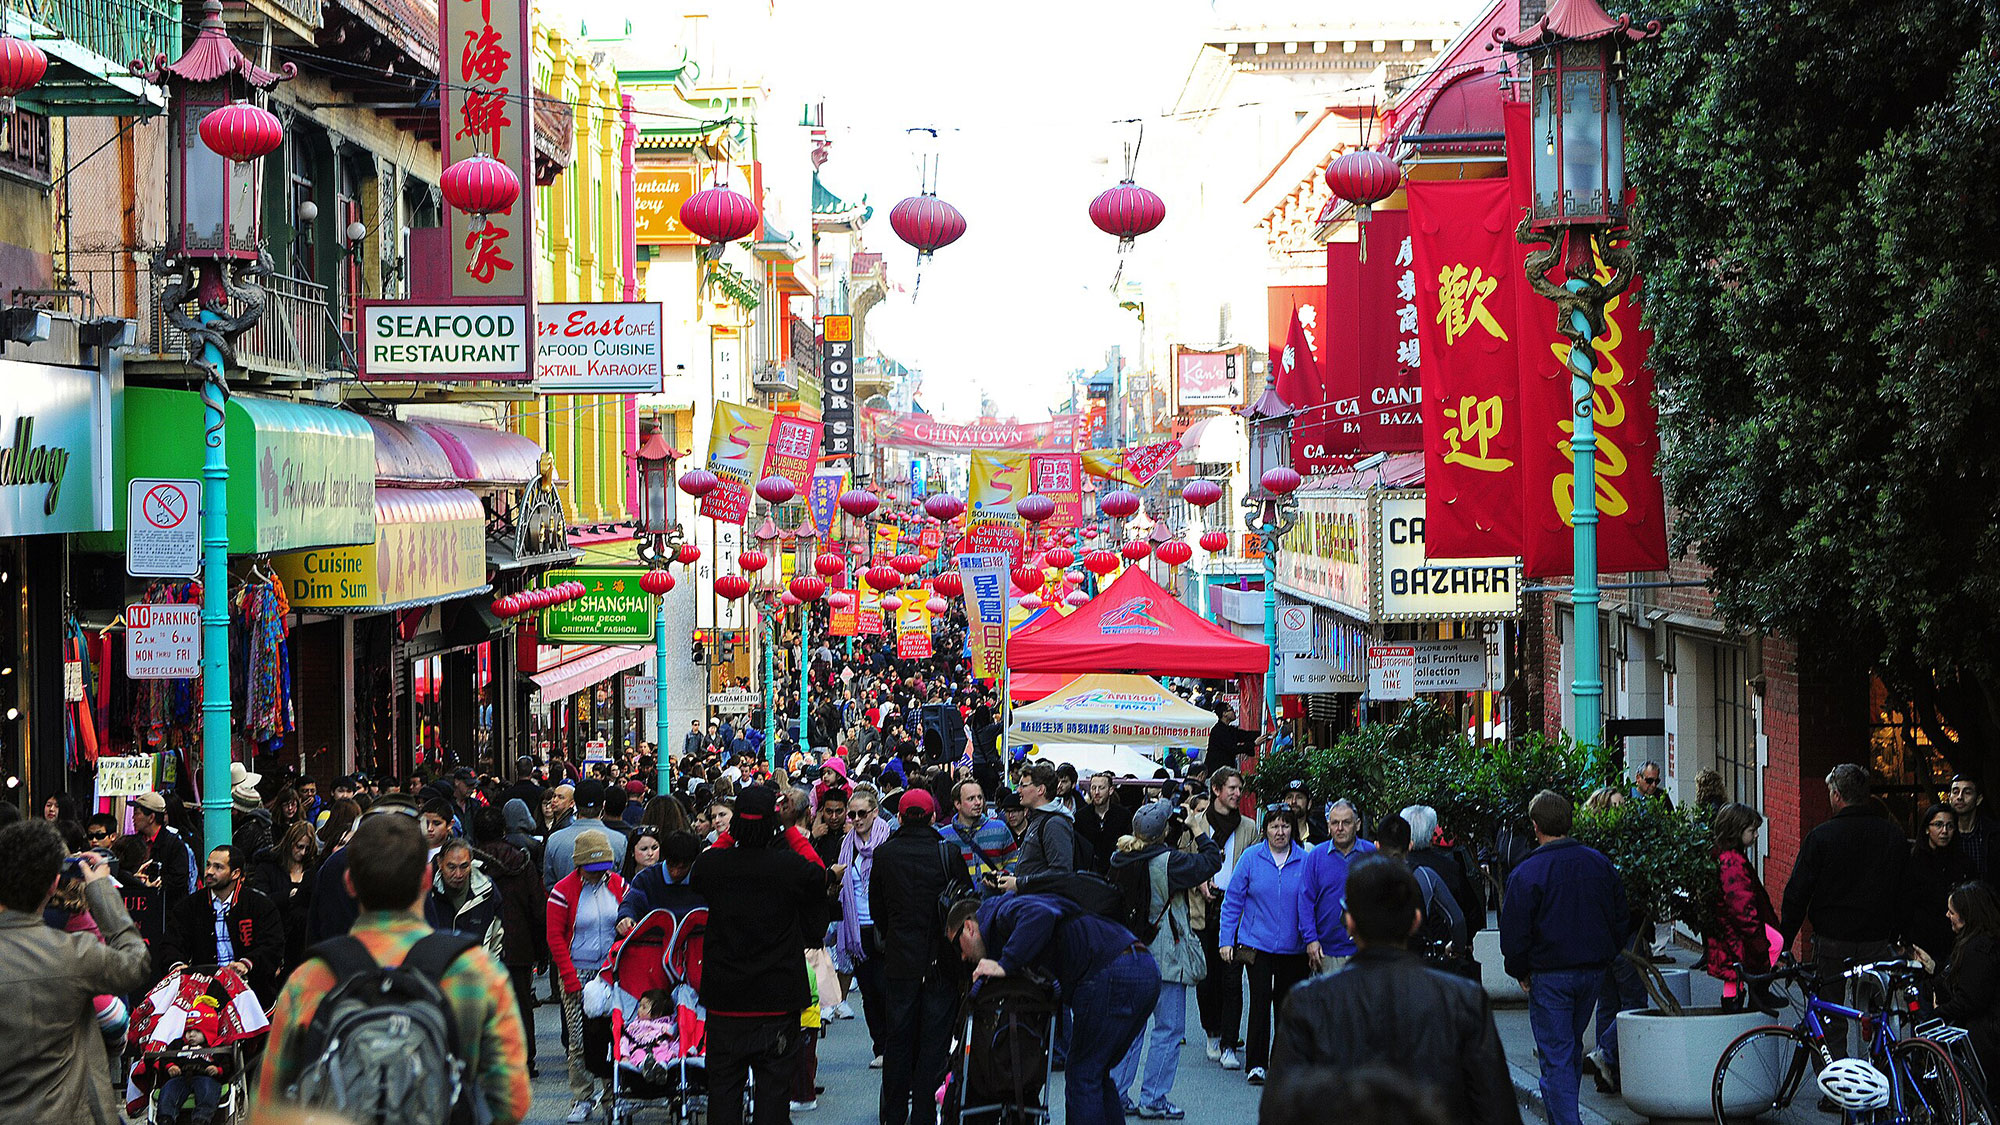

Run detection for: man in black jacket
[[690, 785, 827, 1125], [1780, 762, 1911, 1052], [1075, 772, 1134, 876], [869, 788, 971, 1125], [161, 844, 286, 1005], [1264, 853, 1519, 1125]]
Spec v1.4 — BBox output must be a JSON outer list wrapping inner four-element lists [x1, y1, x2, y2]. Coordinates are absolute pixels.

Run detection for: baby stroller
[[592, 906, 709, 1124], [948, 971, 1060, 1125], [124, 964, 270, 1125]]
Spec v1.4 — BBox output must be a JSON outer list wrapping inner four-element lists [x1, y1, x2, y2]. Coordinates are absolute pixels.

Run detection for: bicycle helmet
[[1816, 1058, 1891, 1111]]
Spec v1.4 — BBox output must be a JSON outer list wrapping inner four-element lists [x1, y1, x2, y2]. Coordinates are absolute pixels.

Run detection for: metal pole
[[763, 603, 774, 742], [654, 591, 669, 798], [1262, 523, 1279, 731], [1565, 277, 1603, 745], [798, 605, 810, 754], [198, 306, 232, 849]]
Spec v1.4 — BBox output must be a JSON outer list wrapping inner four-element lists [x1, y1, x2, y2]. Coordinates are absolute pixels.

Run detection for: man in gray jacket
[[0, 819, 153, 1123], [998, 762, 1079, 888], [1108, 799, 1222, 1119]]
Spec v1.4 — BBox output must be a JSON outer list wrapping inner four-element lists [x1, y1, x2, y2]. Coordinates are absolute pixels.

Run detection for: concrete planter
[[1474, 929, 1526, 1004], [1616, 1007, 1773, 1121]]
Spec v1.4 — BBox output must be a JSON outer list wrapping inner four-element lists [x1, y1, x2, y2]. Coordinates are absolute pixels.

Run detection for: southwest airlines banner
[[969, 450, 1029, 515], [897, 585, 934, 659], [699, 401, 774, 524], [958, 552, 1011, 681]]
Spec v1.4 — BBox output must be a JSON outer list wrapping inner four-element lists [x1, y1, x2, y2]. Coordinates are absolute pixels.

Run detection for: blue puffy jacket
[[1218, 841, 1307, 955]]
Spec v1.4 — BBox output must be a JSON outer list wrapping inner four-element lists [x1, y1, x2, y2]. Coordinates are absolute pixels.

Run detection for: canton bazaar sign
[[1277, 489, 1519, 623]]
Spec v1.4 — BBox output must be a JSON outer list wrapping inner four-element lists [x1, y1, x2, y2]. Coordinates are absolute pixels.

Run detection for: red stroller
[[597, 907, 709, 1124]]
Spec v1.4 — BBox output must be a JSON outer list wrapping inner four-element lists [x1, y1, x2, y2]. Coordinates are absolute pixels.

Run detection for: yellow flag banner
[[969, 450, 1031, 516], [699, 401, 775, 524], [1081, 440, 1183, 487], [871, 523, 901, 564], [897, 584, 933, 658]]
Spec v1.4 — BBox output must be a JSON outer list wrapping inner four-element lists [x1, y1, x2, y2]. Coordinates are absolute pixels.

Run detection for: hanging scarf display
[[131, 580, 200, 752], [62, 619, 102, 771], [237, 575, 293, 747]]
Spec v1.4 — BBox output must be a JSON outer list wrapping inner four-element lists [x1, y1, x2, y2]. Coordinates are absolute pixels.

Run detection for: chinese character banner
[[1357, 209, 1423, 452], [441, 0, 531, 299], [1307, 243, 1364, 467], [760, 414, 824, 493]]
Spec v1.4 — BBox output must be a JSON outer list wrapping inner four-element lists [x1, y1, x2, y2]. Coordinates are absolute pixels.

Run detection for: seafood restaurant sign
[[358, 302, 665, 389]]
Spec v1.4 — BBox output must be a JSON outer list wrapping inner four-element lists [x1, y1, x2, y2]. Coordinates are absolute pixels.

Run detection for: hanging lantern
[[1083, 550, 1119, 576], [199, 101, 284, 163], [1099, 489, 1141, 519], [1017, 593, 1043, 610], [924, 494, 966, 522], [839, 489, 880, 519], [1064, 590, 1091, 608], [1181, 479, 1223, 508], [1157, 540, 1193, 567], [1088, 180, 1167, 252], [679, 184, 759, 247], [1045, 546, 1075, 569], [640, 569, 675, 596], [1011, 565, 1044, 593], [790, 575, 828, 602], [1261, 466, 1303, 496], [675, 542, 702, 566], [890, 554, 924, 576], [1199, 530, 1230, 553], [1016, 494, 1057, 525], [1120, 540, 1152, 562], [1081, 527, 1099, 541], [865, 564, 902, 592], [1064, 571, 1085, 587], [492, 595, 518, 619], [828, 591, 853, 609], [775, 591, 800, 608], [755, 476, 797, 505], [1325, 149, 1402, 220], [814, 553, 846, 578], [926, 596, 949, 615], [439, 153, 521, 224], [737, 550, 768, 573], [889, 194, 967, 262], [933, 572, 963, 598], [882, 594, 905, 614], [0, 36, 46, 99], [715, 575, 752, 600], [678, 469, 719, 499]]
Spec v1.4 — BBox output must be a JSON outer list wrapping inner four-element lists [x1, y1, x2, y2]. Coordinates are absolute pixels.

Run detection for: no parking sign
[[126, 478, 200, 577]]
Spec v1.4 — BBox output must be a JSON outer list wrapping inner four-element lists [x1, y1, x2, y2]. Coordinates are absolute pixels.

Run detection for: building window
[[0, 109, 49, 183], [1710, 642, 1756, 803]]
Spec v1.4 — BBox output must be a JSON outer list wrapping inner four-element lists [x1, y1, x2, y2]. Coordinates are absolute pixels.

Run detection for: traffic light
[[690, 640, 706, 665]]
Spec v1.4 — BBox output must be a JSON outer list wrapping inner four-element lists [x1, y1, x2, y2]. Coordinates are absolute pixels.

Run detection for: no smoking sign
[[126, 478, 201, 578]]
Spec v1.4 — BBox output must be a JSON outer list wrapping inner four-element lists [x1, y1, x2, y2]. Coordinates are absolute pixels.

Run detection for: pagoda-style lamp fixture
[[632, 430, 685, 796], [1240, 386, 1300, 731]]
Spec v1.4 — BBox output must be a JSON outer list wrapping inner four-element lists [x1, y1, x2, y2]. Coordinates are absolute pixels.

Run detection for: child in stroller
[[152, 1006, 233, 1125], [619, 987, 702, 1087], [125, 964, 269, 1125]]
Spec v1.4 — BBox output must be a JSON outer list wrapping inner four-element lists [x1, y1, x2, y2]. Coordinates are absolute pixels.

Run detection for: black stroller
[[947, 971, 1061, 1125]]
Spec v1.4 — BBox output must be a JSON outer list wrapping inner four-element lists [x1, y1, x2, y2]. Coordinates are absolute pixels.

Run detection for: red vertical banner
[[1302, 242, 1363, 467], [1265, 285, 1323, 388], [1028, 453, 1083, 528], [760, 415, 823, 493], [441, 0, 532, 302], [829, 589, 859, 637], [1505, 101, 1669, 578], [1410, 177, 1525, 558], [1356, 210, 1422, 452]]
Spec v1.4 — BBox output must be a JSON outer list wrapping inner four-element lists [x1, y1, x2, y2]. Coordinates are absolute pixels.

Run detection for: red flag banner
[[1505, 101, 1669, 578], [1410, 177, 1525, 558], [1266, 285, 1323, 399], [1274, 303, 1318, 411], [1356, 210, 1422, 452], [1299, 242, 1363, 470], [759, 414, 823, 493], [1028, 453, 1084, 528]]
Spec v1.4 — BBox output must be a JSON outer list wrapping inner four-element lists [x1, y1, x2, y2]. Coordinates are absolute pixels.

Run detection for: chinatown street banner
[[759, 413, 824, 494], [958, 552, 1011, 681], [699, 401, 774, 524], [807, 470, 846, 537], [828, 588, 859, 637], [964, 513, 1026, 566], [858, 590, 885, 635], [1081, 440, 1182, 486], [1506, 101, 1669, 578], [1410, 177, 1525, 558], [1357, 209, 1423, 452], [969, 450, 1029, 515], [1028, 453, 1083, 528], [871, 523, 901, 564], [897, 587, 934, 659], [1305, 241, 1364, 467], [863, 408, 1076, 453]]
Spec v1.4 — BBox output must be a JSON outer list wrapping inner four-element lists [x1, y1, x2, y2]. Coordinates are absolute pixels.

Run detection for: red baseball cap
[[898, 788, 938, 818]]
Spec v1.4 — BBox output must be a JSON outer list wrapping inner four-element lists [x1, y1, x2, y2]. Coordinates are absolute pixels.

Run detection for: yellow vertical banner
[[871, 523, 901, 564], [969, 450, 1031, 516], [699, 401, 775, 524], [897, 584, 933, 658]]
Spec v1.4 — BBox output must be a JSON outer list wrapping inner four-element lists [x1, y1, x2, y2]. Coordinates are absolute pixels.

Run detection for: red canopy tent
[[1006, 567, 1270, 676]]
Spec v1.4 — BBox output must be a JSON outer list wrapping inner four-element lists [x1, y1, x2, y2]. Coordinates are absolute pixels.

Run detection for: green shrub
[[1573, 799, 1721, 936]]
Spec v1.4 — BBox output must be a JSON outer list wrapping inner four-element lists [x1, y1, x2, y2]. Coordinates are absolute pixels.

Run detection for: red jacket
[[546, 869, 628, 992], [1703, 847, 1778, 984]]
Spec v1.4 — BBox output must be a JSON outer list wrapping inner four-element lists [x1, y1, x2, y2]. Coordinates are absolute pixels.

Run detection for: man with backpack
[[998, 762, 1082, 889], [1106, 798, 1223, 1119], [868, 787, 972, 1125], [255, 811, 531, 1125], [939, 778, 1016, 895]]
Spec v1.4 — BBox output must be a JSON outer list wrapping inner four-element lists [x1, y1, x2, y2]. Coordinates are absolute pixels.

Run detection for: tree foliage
[[1625, 2, 2000, 758]]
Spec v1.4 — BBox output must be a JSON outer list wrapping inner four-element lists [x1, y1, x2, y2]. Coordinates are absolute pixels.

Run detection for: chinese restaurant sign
[[361, 304, 532, 380], [536, 567, 658, 643], [536, 303, 665, 392], [441, 0, 533, 304], [274, 490, 487, 611]]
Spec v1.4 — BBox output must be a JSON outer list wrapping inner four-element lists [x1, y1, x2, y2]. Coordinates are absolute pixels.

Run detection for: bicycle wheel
[[1714, 1024, 1823, 1122], [1889, 1037, 1969, 1125]]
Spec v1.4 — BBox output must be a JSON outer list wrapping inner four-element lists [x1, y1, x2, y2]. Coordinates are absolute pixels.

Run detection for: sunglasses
[[848, 810, 874, 820], [87, 828, 113, 839]]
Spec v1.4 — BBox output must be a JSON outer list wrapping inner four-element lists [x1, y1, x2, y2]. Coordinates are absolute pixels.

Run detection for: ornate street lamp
[[148, 0, 292, 849], [1241, 388, 1300, 730], [1499, 0, 1658, 744], [633, 432, 685, 795], [792, 523, 820, 753]]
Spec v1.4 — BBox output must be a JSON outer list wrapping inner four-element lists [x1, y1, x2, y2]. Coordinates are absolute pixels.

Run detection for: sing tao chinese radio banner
[[1410, 177, 1525, 558], [957, 552, 1011, 681], [699, 401, 774, 524], [759, 413, 824, 494], [1028, 453, 1083, 527], [897, 587, 934, 659], [969, 450, 1029, 515], [1505, 101, 1668, 578], [828, 588, 859, 637], [441, 0, 531, 303], [1356, 209, 1423, 452]]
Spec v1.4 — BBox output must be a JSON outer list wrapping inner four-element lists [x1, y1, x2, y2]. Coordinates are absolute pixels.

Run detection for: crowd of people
[[6, 608, 2000, 1125]]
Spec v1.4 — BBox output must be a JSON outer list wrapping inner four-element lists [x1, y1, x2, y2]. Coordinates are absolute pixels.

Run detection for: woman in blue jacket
[[1217, 805, 1308, 1086]]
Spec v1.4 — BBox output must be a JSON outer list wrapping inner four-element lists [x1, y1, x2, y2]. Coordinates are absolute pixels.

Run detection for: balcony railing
[[152, 270, 331, 377], [10, 0, 178, 115]]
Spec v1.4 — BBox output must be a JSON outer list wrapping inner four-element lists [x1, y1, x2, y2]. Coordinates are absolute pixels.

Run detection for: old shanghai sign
[[536, 303, 665, 392], [538, 567, 657, 644]]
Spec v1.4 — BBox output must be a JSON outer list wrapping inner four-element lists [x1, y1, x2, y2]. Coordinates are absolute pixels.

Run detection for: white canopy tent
[[1006, 673, 1216, 749], [1025, 742, 1164, 778]]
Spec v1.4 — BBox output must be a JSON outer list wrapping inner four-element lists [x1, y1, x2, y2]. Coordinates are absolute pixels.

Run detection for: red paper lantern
[[1181, 479, 1223, 508], [679, 185, 759, 246], [1083, 550, 1119, 576], [1017, 593, 1043, 610], [678, 469, 718, 499], [200, 102, 284, 164], [889, 194, 966, 260], [839, 489, 880, 519], [1065, 590, 1091, 608], [755, 476, 796, 505], [639, 569, 674, 596], [675, 542, 702, 566], [1199, 530, 1230, 553], [1099, 490, 1141, 519], [1325, 149, 1402, 215], [780, 591, 803, 608], [1064, 571, 1085, 586], [924, 494, 965, 521], [926, 596, 949, 614], [1261, 466, 1303, 496], [492, 595, 518, 619], [1045, 546, 1074, 569], [1088, 180, 1166, 252], [1120, 540, 1152, 561], [439, 152, 520, 219], [814, 553, 846, 578], [790, 576, 827, 602], [737, 550, 767, 573], [828, 591, 852, 609], [1016, 494, 1057, 525], [1157, 540, 1193, 566], [881, 593, 904, 613], [715, 575, 753, 600], [933, 572, 963, 598], [890, 554, 924, 576], [1081, 527, 1100, 541], [0, 36, 47, 99], [865, 565, 902, 592]]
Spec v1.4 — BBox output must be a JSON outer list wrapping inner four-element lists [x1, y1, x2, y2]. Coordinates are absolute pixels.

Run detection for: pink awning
[[529, 644, 652, 702], [416, 421, 545, 486], [366, 417, 456, 486]]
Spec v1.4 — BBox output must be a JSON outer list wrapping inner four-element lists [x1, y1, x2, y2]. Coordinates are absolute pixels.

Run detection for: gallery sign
[[360, 303, 532, 381], [536, 303, 665, 392], [0, 361, 113, 536]]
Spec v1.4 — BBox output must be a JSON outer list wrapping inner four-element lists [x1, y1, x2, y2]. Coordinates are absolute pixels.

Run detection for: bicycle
[[1711, 958, 1969, 1123]]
